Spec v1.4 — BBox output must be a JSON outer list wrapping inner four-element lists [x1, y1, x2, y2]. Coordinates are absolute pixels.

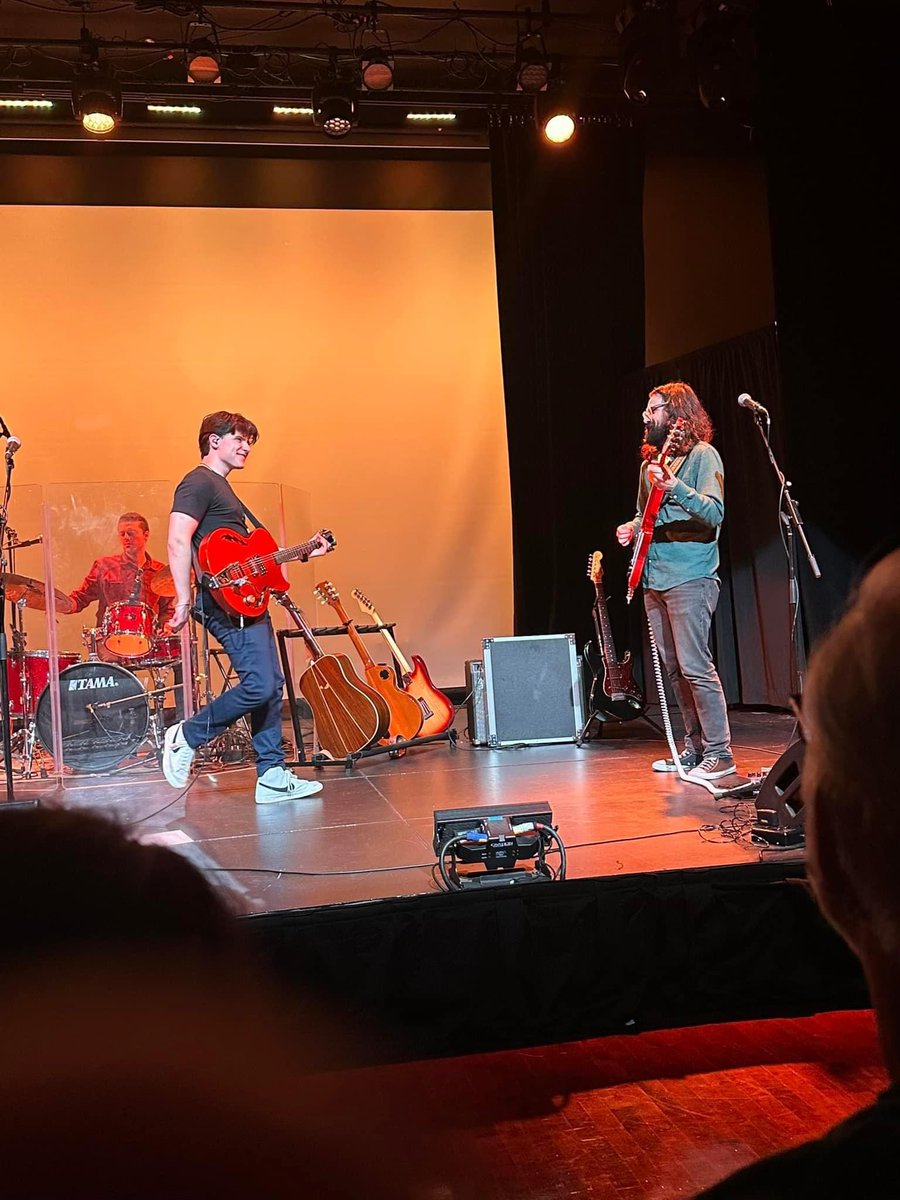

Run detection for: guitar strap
[[238, 500, 265, 532]]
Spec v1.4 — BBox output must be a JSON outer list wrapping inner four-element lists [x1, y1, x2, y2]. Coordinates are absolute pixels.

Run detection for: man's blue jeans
[[644, 577, 732, 759], [181, 604, 285, 778]]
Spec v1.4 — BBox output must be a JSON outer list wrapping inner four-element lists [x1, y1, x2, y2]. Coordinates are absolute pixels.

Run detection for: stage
[[11, 707, 803, 915], [6, 706, 868, 1060]]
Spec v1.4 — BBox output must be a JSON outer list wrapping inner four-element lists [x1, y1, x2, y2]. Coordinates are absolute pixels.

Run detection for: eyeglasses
[[642, 402, 667, 421]]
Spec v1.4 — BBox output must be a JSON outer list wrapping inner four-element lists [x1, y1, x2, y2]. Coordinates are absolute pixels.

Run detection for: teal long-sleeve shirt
[[629, 440, 725, 591]]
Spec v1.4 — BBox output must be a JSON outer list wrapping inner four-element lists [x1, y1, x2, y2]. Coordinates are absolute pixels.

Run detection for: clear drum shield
[[40, 481, 188, 791]]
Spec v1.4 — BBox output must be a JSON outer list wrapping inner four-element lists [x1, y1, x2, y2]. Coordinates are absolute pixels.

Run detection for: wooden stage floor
[[10, 708, 804, 916]]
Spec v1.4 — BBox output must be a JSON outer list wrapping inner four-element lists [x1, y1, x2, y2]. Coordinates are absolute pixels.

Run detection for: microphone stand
[[0, 417, 35, 807], [747, 406, 821, 698]]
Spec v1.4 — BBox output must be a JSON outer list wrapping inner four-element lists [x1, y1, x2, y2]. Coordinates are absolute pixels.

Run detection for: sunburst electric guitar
[[352, 588, 455, 737], [583, 551, 644, 723], [626, 419, 688, 603], [313, 581, 424, 745]]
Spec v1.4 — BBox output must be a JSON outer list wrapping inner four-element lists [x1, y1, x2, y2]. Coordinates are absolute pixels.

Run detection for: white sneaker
[[255, 766, 323, 805], [162, 721, 195, 789]]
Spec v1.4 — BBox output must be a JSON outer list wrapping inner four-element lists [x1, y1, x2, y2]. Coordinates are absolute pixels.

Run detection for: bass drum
[[36, 661, 150, 774]]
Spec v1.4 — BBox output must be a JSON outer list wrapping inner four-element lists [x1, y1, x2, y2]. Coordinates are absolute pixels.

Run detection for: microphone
[[5, 435, 22, 459], [738, 393, 769, 416]]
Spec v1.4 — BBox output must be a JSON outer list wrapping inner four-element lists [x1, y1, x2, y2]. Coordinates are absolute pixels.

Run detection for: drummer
[[67, 512, 174, 660]]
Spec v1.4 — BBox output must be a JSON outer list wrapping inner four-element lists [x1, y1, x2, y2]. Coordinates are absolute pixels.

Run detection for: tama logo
[[68, 676, 118, 691]]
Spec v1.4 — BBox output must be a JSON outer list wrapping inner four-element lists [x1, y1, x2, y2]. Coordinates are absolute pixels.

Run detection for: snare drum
[[7, 650, 81, 717], [102, 602, 154, 659]]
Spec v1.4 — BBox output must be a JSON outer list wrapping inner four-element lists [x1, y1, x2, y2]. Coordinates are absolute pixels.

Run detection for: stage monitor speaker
[[482, 633, 584, 747], [752, 739, 805, 848], [465, 659, 489, 746]]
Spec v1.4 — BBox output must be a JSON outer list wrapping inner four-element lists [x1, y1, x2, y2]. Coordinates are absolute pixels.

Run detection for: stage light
[[187, 37, 221, 85], [616, 0, 678, 105], [0, 98, 53, 110], [689, 1, 756, 113], [405, 111, 457, 122], [515, 36, 551, 93], [147, 104, 202, 116], [360, 49, 394, 92], [543, 110, 576, 143], [72, 75, 121, 136], [273, 105, 314, 116], [312, 75, 358, 138]]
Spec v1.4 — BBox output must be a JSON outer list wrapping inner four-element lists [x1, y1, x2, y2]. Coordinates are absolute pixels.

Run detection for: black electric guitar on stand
[[582, 551, 645, 723]]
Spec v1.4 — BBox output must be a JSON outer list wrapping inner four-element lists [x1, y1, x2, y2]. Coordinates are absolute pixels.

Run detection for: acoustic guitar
[[313, 581, 424, 746], [626, 419, 688, 602], [582, 551, 644, 723], [198, 526, 336, 619], [352, 588, 454, 737], [285, 601, 391, 758]]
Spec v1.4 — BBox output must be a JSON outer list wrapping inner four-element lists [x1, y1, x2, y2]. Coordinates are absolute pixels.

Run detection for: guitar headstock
[[352, 587, 376, 618], [662, 417, 688, 457], [316, 528, 337, 553], [313, 580, 340, 606], [587, 551, 604, 585]]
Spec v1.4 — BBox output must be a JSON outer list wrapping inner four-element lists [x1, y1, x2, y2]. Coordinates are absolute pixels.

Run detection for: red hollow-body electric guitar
[[199, 527, 336, 619], [626, 419, 687, 603]]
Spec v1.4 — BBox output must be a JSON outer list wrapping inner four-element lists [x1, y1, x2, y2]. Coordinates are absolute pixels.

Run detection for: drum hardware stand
[[0, 417, 35, 808], [274, 596, 458, 771]]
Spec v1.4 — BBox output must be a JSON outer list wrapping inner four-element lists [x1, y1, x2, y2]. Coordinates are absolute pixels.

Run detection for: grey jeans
[[644, 577, 732, 759]]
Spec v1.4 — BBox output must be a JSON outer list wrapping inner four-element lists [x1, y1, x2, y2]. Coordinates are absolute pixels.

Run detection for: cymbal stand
[[0, 418, 33, 807]]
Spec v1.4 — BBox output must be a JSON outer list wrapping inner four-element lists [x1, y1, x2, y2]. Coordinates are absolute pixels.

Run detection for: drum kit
[[3, 560, 251, 779]]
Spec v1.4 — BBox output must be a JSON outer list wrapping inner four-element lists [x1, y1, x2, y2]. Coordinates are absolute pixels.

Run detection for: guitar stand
[[274, 603, 457, 771], [303, 727, 458, 772], [576, 709, 668, 747]]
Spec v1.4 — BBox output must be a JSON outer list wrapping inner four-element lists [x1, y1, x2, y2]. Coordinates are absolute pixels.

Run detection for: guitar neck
[[278, 597, 324, 660], [364, 610, 412, 677], [593, 586, 620, 667], [273, 537, 319, 567], [327, 599, 376, 670]]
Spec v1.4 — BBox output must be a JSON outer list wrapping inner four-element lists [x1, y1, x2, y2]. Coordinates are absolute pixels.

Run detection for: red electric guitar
[[626, 419, 688, 603], [198, 526, 336, 619], [352, 588, 455, 737]]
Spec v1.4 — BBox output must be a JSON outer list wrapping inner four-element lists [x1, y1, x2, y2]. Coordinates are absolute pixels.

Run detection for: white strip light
[[406, 112, 457, 122], [273, 105, 314, 116], [147, 104, 203, 115], [0, 98, 53, 109]]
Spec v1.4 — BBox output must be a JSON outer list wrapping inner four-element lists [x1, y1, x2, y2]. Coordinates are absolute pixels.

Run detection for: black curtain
[[755, 0, 897, 641], [621, 326, 792, 707], [489, 118, 646, 646]]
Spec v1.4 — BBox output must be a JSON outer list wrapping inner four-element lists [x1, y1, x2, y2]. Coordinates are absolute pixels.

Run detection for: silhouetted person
[[695, 550, 900, 1198]]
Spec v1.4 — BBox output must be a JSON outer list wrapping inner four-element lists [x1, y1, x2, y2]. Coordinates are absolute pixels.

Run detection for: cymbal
[[150, 566, 194, 598], [1, 573, 75, 614]]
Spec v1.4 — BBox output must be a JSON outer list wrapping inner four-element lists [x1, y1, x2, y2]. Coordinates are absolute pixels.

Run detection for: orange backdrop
[[1, 205, 513, 686]]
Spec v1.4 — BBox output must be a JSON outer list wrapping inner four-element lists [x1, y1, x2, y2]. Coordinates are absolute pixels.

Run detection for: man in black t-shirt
[[162, 411, 330, 804]]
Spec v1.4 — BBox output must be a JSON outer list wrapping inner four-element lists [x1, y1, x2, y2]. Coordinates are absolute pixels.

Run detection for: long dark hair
[[642, 381, 713, 456]]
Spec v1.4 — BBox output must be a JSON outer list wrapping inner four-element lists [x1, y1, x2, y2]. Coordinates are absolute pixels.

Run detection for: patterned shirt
[[68, 553, 174, 628]]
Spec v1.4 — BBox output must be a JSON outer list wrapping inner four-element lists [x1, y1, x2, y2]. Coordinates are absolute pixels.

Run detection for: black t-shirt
[[171, 466, 248, 554]]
